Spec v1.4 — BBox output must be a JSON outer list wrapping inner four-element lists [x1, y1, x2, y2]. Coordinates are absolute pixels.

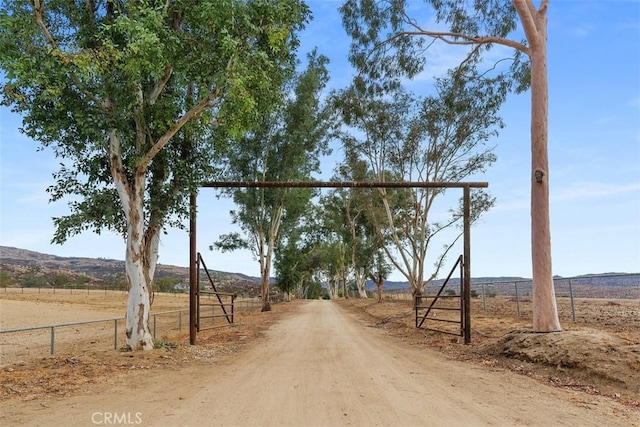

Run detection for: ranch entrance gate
[[188, 181, 488, 345]]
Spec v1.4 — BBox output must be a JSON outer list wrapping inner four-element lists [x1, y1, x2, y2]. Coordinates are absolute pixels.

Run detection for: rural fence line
[[372, 273, 639, 324], [0, 298, 263, 363]]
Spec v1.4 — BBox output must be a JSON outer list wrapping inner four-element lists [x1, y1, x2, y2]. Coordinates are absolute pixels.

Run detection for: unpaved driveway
[[1, 300, 636, 426]]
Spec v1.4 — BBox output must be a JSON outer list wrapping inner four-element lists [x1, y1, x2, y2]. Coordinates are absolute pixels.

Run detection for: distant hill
[[378, 276, 531, 291], [1, 246, 637, 298], [0, 246, 261, 297]]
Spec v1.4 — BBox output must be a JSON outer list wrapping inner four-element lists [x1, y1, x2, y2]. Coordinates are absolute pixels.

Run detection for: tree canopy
[[339, 0, 562, 331], [0, 0, 311, 348], [212, 50, 332, 311]]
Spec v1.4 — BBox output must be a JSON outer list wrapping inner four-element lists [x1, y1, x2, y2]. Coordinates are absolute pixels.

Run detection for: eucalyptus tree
[[370, 250, 392, 302], [212, 51, 332, 311], [335, 75, 499, 300], [340, 0, 560, 331], [0, 0, 310, 349], [274, 224, 333, 300], [273, 217, 315, 300], [321, 155, 386, 298]]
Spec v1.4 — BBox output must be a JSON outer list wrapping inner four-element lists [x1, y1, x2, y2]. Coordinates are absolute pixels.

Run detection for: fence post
[[515, 282, 520, 317], [114, 319, 118, 350], [568, 279, 576, 323], [481, 283, 486, 313], [50, 327, 55, 355]]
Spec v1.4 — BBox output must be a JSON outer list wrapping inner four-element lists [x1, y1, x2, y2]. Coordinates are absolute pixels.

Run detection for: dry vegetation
[[0, 292, 638, 416]]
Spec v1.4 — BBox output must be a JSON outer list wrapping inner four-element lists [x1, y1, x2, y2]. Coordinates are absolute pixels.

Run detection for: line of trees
[[1, 0, 561, 349]]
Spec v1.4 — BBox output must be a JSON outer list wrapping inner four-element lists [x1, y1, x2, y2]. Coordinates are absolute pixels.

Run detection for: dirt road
[[1, 300, 636, 426]]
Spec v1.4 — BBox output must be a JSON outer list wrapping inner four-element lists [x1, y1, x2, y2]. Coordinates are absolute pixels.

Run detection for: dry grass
[[1, 292, 638, 417]]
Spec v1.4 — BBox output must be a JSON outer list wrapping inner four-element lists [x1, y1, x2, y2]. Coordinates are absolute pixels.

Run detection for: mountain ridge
[[1, 246, 637, 292]]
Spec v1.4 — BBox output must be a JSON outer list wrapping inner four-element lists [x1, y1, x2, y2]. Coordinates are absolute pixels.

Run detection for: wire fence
[[375, 273, 639, 325], [0, 298, 263, 364]]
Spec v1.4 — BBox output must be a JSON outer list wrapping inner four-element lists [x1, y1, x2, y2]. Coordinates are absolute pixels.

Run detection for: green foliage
[[210, 232, 250, 253], [213, 49, 333, 299], [73, 275, 91, 285], [21, 276, 48, 288], [48, 273, 70, 288], [106, 272, 127, 291], [470, 289, 479, 298], [332, 73, 499, 286], [306, 280, 323, 299], [154, 276, 182, 293], [445, 288, 457, 296], [340, 0, 529, 94], [0, 0, 311, 243], [0, 270, 14, 287]]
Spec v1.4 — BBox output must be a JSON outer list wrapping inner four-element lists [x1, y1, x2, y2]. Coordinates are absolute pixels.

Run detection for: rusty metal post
[[568, 278, 576, 323], [463, 185, 471, 344], [189, 192, 197, 345]]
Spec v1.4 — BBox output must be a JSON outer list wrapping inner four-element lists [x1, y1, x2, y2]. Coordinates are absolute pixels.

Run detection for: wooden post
[[463, 185, 471, 344], [189, 192, 197, 345]]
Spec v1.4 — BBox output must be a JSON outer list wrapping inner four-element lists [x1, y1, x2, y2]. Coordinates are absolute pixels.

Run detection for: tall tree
[[322, 155, 383, 299], [335, 77, 498, 300], [212, 51, 332, 311], [340, 0, 561, 331], [273, 204, 322, 301], [0, 0, 310, 349]]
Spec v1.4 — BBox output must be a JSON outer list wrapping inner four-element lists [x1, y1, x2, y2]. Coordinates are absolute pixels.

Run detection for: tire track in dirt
[[1, 300, 636, 426]]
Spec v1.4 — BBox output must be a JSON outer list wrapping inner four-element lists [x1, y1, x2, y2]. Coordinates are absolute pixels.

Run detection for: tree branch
[[108, 131, 132, 221], [139, 87, 221, 170], [513, 0, 539, 50], [148, 67, 173, 106], [32, 0, 57, 50], [386, 30, 528, 55], [33, 0, 110, 111], [382, 8, 528, 54]]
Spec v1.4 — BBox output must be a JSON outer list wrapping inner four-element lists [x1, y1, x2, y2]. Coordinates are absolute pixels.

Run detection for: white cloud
[[552, 181, 640, 202], [570, 25, 591, 37]]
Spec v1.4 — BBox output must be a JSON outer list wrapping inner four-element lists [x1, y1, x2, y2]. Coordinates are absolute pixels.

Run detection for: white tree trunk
[[259, 203, 284, 311], [354, 269, 368, 298], [109, 131, 155, 350], [377, 188, 425, 298], [124, 235, 154, 351], [515, 0, 562, 332], [329, 275, 340, 299]]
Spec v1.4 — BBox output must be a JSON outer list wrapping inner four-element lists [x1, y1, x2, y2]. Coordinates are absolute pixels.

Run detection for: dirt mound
[[482, 329, 640, 397]]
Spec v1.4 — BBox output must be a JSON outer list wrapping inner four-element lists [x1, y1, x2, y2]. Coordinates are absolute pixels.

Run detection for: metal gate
[[189, 180, 485, 344], [196, 252, 235, 331], [415, 255, 470, 343]]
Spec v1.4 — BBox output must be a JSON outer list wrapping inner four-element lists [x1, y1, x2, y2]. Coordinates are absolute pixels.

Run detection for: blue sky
[[1, 0, 639, 281]]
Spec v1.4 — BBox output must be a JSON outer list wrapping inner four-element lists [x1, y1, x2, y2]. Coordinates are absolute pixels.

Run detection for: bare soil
[[341, 298, 639, 404], [0, 294, 638, 426]]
